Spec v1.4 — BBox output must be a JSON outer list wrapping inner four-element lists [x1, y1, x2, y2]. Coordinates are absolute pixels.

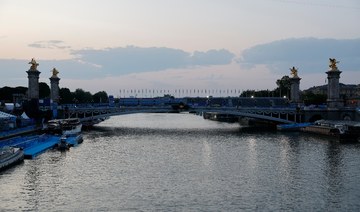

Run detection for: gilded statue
[[28, 58, 39, 70], [329, 58, 339, 70], [51, 68, 59, 77], [290, 66, 298, 77]]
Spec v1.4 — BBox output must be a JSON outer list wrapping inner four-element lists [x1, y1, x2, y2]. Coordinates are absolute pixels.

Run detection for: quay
[[0, 134, 55, 159], [0, 125, 41, 140], [23, 135, 59, 159], [0, 134, 83, 159]]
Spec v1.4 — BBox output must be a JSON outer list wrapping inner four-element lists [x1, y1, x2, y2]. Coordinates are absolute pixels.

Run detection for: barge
[[302, 120, 360, 142], [46, 118, 82, 136]]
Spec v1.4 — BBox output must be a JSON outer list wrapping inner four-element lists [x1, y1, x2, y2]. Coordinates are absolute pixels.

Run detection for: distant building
[[304, 83, 360, 107], [305, 83, 360, 98]]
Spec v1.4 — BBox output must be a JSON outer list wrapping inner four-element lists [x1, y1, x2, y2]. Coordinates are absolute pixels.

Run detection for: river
[[1, 113, 360, 211]]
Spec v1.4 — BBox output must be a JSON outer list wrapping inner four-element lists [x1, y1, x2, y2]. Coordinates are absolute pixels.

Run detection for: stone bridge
[[63, 104, 304, 126]]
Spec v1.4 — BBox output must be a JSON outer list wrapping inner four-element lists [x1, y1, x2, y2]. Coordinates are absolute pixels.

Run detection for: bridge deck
[[64, 105, 299, 125]]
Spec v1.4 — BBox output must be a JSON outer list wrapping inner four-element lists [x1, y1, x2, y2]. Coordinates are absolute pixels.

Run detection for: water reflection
[[1, 114, 360, 211], [324, 142, 344, 210], [201, 140, 212, 167], [23, 161, 41, 211]]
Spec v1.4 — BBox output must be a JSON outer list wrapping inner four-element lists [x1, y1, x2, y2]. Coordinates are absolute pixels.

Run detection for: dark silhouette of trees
[[0, 86, 27, 102], [275, 75, 291, 98], [301, 91, 327, 105], [240, 75, 291, 98], [93, 91, 108, 103], [59, 88, 109, 104], [39, 82, 50, 99], [59, 88, 73, 104], [240, 89, 274, 98], [73, 88, 92, 104]]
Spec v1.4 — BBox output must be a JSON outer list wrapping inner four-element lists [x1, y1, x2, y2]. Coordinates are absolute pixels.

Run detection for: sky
[[1, 0, 360, 97]]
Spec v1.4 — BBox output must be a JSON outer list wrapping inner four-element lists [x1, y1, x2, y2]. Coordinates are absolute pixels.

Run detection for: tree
[[240, 90, 255, 97], [301, 91, 327, 105], [73, 88, 92, 103], [59, 87, 73, 104], [0, 86, 27, 102], [39, 82, 50, 99], [0, 86, 15, 101], [92, 91, 108, 103], [14, 86, 28, 95], [240, 89, 273, 97], [276, 75, 291, 98]]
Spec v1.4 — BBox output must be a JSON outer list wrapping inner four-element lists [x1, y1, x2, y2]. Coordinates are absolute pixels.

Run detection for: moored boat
[[0, 146, 24, 171], [56, 136, 70, 151], [302, 120, 360, 142], [46, 118, 82, 136]]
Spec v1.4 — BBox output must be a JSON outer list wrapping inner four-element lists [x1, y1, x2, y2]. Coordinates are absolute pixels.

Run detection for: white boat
[[0, 146, 24, 171], [47, 118, 82, 136]]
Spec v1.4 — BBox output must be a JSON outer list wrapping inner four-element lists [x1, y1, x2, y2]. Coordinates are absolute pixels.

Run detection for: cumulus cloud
[[28, 40, 71, 49], [239, 37, 360, 74], [71, 46, 235, 75]]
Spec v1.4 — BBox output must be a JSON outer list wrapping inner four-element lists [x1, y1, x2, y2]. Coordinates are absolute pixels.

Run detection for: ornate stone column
[[49, 68, 61, 103], [26, 58, 41, 100], [289, 67, 301, 103], [326, 58, 343, 109]]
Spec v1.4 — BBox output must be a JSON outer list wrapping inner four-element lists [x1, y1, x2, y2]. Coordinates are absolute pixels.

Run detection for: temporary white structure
[[21, 112, 30, 119], [0, 111, 16, 120], [0, 111, 16, 130]]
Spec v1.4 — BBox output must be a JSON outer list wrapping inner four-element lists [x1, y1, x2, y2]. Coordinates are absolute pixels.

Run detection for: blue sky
[[1, 0, 359, 96]]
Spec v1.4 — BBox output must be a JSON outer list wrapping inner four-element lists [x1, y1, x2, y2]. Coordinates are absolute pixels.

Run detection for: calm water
[[1, 113, 360, 211]]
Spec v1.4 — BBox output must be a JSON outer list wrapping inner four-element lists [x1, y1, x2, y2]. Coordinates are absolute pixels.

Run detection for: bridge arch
[[343, 114, 352, 121]]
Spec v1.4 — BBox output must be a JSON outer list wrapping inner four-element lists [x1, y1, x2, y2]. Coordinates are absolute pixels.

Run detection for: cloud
[[28, 40, 71, 49], [0, 58, 102, 85], [239, 37, 360, 74], [71, 46, 235, 75], [0, 46, 235, 82]]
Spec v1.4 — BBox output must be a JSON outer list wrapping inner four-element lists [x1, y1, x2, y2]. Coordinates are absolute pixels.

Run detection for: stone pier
[[26, 58, 41, 100], [326, 58, 344, 109], [289, 67, 301, 103], [50, 68, 60, 103]]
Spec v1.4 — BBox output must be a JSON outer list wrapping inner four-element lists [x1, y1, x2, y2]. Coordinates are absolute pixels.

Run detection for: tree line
[[0, 76, 327, 106], [0, 83, 108, 104], [240, 75, 327, 105]]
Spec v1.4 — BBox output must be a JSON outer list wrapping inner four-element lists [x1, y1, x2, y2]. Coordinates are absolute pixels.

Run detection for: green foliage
[[93, 91, 108, 103], [73, 88, 93, 103], [301, 91, 327, 105], [276, 75, 291, 98], [0, 84, 112, 105], [240, 89, 274, 97], [239, 75, 293, 98], [39, 82, 50, 99], [59, 88, 73, 104], [240, 90, 255, 97], [0, 86, 27, 102]]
